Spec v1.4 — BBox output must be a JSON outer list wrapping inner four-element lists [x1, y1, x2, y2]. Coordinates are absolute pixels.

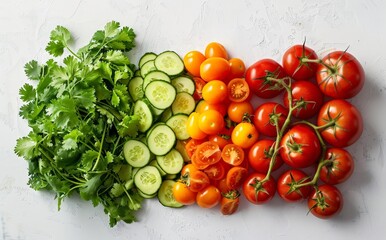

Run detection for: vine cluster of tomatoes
[[172, 41, 364, 218]]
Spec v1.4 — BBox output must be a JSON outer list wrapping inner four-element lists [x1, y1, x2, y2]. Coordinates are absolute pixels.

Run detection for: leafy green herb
[[15, 21, 143, 227]]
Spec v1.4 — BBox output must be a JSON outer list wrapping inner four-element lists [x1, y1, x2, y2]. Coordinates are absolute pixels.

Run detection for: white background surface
[[1, 0, 386, 239]]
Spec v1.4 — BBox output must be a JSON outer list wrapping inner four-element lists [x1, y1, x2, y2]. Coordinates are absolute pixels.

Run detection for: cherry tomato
[[228, 58, 246, 79], [253, 102, 288, 137], [181, 163, 199, 176], [280, 124, 321, 168], [227, 78, 250, 102], [187, 112, 207, 140], [194, 141, 222, 166], [317, 99, 363, 148], [245, 59, 287, 98], [192, 77, 206, 101], [320, 148, 354, 185], [277, 169, 311, 202], [184, 51, 207, 77], [231, 122, 259, 149], [204, 42, 228, 59], [248, 139, 283, 174], [226, 166, 248, 189], [191, 151, 210, 170], [221, 144, 245, 166], [172, 181, 197, 205], [215, 177, 232, 194], [282, 44, 318, 80], [316, 51, 365, 99], [198, 109, 225, 135], [283, 81, 324, 119], [195, 100, 227, 117], [220, 190, 240, 215], [308, 184, 343, 219], [185, 170, 210, 192], [202, 80, 228, 104], [227, 101, 254, 123], [196, 185, 221, 208], [242, 172, 276, 204], [203, 161, 227, 181], [185, 138, 207, 158], [200, 57, 231, 82], [207, 127, 233, 149]]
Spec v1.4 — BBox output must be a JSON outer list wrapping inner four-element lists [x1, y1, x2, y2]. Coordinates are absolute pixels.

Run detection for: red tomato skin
[[316, 51, 365, 99], [282, 44, 318, 81], [283, 81, 324, 119], [277, 169, 311, 202], [245, 59, 287, 99], [320, 148, 354, 185], [317, 99, 363, 148], [242, 173, 276, 204], [280, 124, 321, 168], [253, 102, 288, 137], [248, 139, 283, 173], [308, 184, 343, 219]]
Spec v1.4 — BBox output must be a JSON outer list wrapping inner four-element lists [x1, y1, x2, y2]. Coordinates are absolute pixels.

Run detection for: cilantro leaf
[[46, 96, 79, 129], [19, 84, 36, 102], [46, 26, 71, 57], [14, 134, 40, 160], [104, 21, 120, 38], [24, 60, 41, 80]]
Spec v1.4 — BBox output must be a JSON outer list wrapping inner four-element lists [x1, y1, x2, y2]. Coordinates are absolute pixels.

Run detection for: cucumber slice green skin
[[140, 60, 157, 78], [128, 76, 144, 102], [139, 52, 157, 68], [146, 124, 176, 156], [134, 166, 162, 196], [158, 180, 183, 208], [133, 100, 153, 133], [145, 80, 176, 110], [123, 140, 151, 168], [166, 114, 190, 140], [154, 51, 184, 76], [138, 189, 157, 199], [143, 70, 171, 90], [171, 76, 196, 95], [156, 149, 184, 175], [171, 92, 196, 115]]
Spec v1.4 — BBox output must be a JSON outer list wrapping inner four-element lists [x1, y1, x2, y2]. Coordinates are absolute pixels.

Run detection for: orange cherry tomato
[[192, 77, 206, 101], [185, 138, 207, 158], [226, 166, 248, 190], [195, 100, 227, 117], [194, 141, 222, 166], [228, 58, 246, 79], [227, 78, 250, 103], [220, 190, 240, 215], [172, 181, 197, 205], [203, 161, 227, 181], [196, 185, 221, 208], [216, 178, 232, 194], [227, 101, 254, 123], [200, 57, 231, 82], [231, 122, 259, 149], [198, 109, 225, 135], [184, 51, 207, 77], [187, 112, 207, 140], [186, 170, 210, 192], [221, 144, 245, 166], [204, 42, 229, 59], [191, 152, 210, 170], [181, 163, 199, 176], [202, 80, 228, 105]]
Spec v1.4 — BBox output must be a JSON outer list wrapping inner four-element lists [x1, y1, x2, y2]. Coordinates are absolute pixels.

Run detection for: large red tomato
[[282, 44, 318, 81]]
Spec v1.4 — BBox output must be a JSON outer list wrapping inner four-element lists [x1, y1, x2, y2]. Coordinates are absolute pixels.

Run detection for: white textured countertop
[[1, 0, 386, 239]]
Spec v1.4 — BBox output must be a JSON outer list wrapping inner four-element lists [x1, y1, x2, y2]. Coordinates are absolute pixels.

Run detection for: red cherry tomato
[[253, 102, 288, 137], [308, 184, 343, 219], [320, 148, 354, 185], [282, 44, 318, 80], [242, 172, 276, 204], [277, 169, 311, 202], [248, 139, 283, 173]]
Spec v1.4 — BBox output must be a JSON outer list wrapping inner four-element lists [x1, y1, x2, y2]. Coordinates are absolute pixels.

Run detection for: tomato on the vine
[[282, 44, 318, 80], [231, 122, 259, 149], [245, 59, 287, 98], [320, 148, 354, 185], [283, 80, 324, 119], [253, 102, 288, 137], [277, 169, 311, 202], [202, 80, 228, 105], [248, 139, 283, 173], [317, 99, 363, 148], [196, 185, 221, 208], [205, 42, 228, 59], [316, 51, 365, 99], [200, 57, 231, 82], [184, 51, 206, 77], [227, 78, 250, 102], [280, 124, 321, 168], [308, 184, 343, 219], [173, 181, 197, 205], [242, 173, 276, 204]]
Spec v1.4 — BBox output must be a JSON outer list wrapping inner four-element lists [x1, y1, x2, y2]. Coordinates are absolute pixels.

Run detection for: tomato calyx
[[249, 177, 269, 197], [223, 189, 240, 199], [308, 188, 330, 213], [286, 172, 310, 196]]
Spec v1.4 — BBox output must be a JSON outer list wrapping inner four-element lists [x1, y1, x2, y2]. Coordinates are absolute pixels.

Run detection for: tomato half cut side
[[227, 78, 250, 102], [194, 141, 222, 166], [221, 144, 245, 166], [226, 166, 248, 190]]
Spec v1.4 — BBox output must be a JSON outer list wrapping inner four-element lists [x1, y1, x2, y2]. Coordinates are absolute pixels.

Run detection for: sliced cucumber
[[139, 52, 157, 68], [123, 140, 151, 168], [149, 159, 167, 177], [164, 174, 178, 180], [166, 114, 189, 140], [146, 123, 176, 156], [171, 92, 195, 115], [128, 76, 144, 102], [134, 69, 141, 77], [140, 60, 157, 78], [134, 166, 162, 196], [160, 108, 173, 122], [175, 140, 190, 162], [171, 76, 195, 95], [145, 80, 176, 110], [154, 51, 184, 76], [156, 149, 184, 175], [138, 189, 157, 199], [158, 180, 183, 208], [143, 70, 171, 90], [133, 100, 153, 132], [142, 98, 164, 117]]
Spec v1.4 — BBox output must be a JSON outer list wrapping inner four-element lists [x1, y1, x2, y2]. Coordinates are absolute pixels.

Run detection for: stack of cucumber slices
[[124, 51, 195, 208]]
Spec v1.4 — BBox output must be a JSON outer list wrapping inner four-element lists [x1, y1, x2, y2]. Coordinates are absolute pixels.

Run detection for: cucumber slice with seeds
[[156, 149, 184, 175], [140, 60, 157, 78], [146, 124, 176, 156], [128, 76, 144, 101], [123, 140, 151, 168], [158, 180, 183, 208], [134, 166, 162, 196], [145, 80, 176, 110], [139, 52, 157, 68], [133, 100, 153, 132], [154, 51, 184, 76], [143, 70, 171, 90], [171, 76, 195, 95], [166, 114, 190, 140], [171, 92, 195, 115]]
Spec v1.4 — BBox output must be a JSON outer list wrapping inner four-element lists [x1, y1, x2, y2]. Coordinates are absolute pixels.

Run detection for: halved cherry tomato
[[184, 51, 207, 77], [192, 77, 206, 101], [185, 170, 210, 192], [203, 161, 227, 181], [196, 185, 221, 208], [208, 129, 232, 150], [198, 109, 225, 135], [185, 138, 207, 158], [194, 141, 222, 166], [191, 152, 210, 170], [220, 190, 240, 215], [181, 163, 199, 176], [187, 112, 207, 140], [228, 58, 246, 79], [227, 101, 254, 123], [226, 166, 248, 189], [195, 100, 227, 117], [216, 178, 232, 194], [200, 57, 231, 82], [231, 122, 259, 149], [221, 144, 245, 166], [205, 42, 228, 59], [227, 78, 250, 102], [173, 181, 197, 205], [202, 80, 228, 104]]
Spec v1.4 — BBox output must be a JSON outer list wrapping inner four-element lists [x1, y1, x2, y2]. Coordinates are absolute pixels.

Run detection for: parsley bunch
[[15, 21, 144, 227]]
